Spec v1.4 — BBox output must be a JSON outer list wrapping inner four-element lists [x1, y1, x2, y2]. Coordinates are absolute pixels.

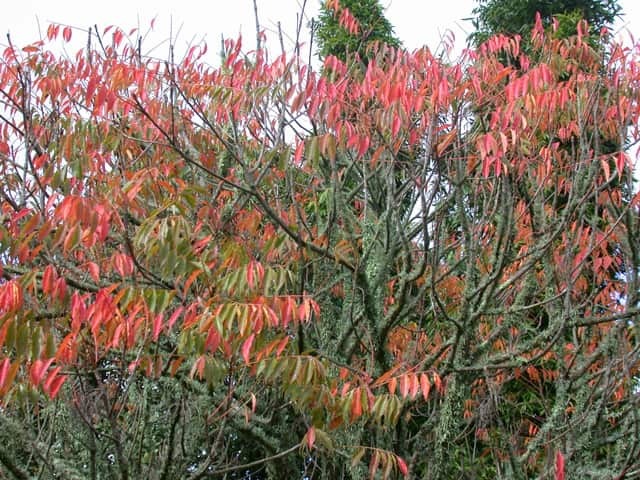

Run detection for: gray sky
[[2, 1, 638, 63]]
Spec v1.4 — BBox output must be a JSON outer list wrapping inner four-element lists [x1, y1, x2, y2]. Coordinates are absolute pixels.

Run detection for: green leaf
[[351, 446, 366, 467]]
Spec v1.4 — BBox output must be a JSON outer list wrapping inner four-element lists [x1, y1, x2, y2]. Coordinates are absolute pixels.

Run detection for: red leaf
[[241, 333, 255, 364], [42, 265, 56, 295], [167, 307, 184, 331], [357, 136, 370, 157], [391, 115, 401, 137], [113, 253, 133, 277], [615, 152, 627, 173], [1, 280, 23, 312], [113, 29, 124, 47], [247, 262, 255, 289], [555, 451, 565, 480], [294, 141, 305, 165], [47, 24, 59, 40], [306, 426, 316, 449], [54, 278, 67, 302], [396, 455, 409, 476], [275, 336, 289, 356], [152, 313, 164, 341], [205, 327, 221, 353], [351, 387, 362, 421], [189, 356, 206, 379], [87, 262, 100, 283], [46, 374, 66, 399], [43, 366, 62, 392], [56, 332, 78, 364], [30, 358, 54, 386], [63, 26, 72, 42]]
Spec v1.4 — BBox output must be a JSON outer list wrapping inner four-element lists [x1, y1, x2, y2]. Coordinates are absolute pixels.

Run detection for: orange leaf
[[42, 265, 56, 295], [409, 373, 419, 399], [0, 359, 20, 396], [351, 387, 362, 421], [372, 364, 403, 388], [30, 358, 54, 386], [388, 377, 397, 395], [399, 374, 409, 398], [433, 372, 443, 395]]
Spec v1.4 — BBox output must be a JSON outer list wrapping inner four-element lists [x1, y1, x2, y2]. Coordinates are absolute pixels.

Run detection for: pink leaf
[[306, 426, 316, 449], [555, 451, 565, 480]]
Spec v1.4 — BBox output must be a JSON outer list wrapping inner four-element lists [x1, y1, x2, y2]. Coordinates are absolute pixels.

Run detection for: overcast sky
[[1, 1, 639, 62]]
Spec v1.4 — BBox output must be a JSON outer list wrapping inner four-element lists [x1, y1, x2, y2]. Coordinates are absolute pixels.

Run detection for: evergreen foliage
[[471, 0, 622, 45], [315, 0, 401, 63]]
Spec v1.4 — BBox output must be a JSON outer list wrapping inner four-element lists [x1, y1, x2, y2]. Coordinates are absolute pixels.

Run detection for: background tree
[[315, 0, 401, 64], [470, 0, 622, 45], [0, 14, 639, 480]]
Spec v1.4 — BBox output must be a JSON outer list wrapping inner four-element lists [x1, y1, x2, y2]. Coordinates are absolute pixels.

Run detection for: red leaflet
[[113, 29, 124, 48], [396, 456, 409, 476], [46, 24, 59, 40], [87, 262, 100, 283], [409, 373, 419, 399], [0, 280, 23, 313], [152, 314, 164, 342], [42, 265, 56, 296], [275, 336, 289, 356], [205, 327, 221, 353], [30, 358, 54, 386], [166, 307, 184, 331], [113, 253, 134, 277], [306, 426, 316, 449], [0, 358, 10, 390], [351, 386, 362, 421], [241, 334, 255, 364], [555, 451, 565, 480]]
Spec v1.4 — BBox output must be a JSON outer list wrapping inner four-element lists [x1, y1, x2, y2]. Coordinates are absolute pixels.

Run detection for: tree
[[470, 0, 622, 46], [315, 0, 401, 64], [0, 15, 639, 480]]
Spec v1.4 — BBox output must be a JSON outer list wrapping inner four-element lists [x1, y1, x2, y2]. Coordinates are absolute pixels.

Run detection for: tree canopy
[[0, 9, 639, 480], [315, 0, 401, 63], [470, 0, 622, 45]]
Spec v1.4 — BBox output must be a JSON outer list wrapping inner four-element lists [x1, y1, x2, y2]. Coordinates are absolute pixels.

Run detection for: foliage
[[315, 0, 401, 63], [0, 16, 640, 480], [470, 0, 622, 45]]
